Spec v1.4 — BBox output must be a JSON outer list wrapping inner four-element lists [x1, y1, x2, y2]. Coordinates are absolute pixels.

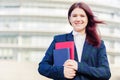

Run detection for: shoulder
[[100, 40, 105, 48], [96, 40, 106, 51], [89, 40, 105, 50]]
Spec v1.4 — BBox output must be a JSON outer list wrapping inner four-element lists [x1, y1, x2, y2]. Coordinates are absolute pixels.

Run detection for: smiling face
[[69, 8, 88, 34]]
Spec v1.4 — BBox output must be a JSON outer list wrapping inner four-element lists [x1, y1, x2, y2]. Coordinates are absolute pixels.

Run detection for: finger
[[66, 71, 76, 79], [64, 67, 76, 79], [64, 61, 73, 66], [65, 72, 75, 79]]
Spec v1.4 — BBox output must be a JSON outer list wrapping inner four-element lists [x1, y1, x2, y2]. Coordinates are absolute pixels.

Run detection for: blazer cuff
[[77, 62, 88, 73]]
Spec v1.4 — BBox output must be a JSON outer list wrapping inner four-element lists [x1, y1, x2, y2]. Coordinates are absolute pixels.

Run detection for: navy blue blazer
[[38, 32, 111, 80]]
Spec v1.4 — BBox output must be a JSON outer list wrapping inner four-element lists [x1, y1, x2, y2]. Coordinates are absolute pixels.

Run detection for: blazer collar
[[66, 31, 74, 41]]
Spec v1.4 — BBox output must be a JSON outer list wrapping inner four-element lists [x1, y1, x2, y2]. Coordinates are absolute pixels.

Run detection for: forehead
[[71, 8, 86, 14]]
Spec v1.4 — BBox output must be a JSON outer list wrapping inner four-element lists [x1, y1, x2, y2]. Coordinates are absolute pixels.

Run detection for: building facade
[[0, 0, 120, 66]]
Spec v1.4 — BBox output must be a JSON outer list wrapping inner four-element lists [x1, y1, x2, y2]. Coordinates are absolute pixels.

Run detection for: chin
[[74, 29, 81, 32], [75, 28, 82, 31]]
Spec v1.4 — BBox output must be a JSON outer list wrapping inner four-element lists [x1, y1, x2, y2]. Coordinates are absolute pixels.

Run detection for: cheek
[[85, 18, 88, 23], [69, 17, 72, 22], [69, 18, 74, 25], [70, 18, 76, 24]]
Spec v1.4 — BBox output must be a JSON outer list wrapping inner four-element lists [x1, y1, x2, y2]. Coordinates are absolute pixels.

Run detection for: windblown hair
[[68, 2, 104, 47]]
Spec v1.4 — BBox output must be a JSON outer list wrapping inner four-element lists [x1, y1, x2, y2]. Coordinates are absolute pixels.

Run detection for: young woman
[[38, 2, 111, 80]]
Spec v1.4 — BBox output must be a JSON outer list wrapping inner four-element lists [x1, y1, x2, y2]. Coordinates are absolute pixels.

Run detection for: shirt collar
[[72, 30, 86, 38], [72, 30, 79, 36], [72, 30, 85, 35]]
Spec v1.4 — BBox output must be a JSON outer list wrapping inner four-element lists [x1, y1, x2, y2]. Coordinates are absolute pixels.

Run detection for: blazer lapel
[[81, 41, 92, 62], [74, 46, 79, 61], [73, 40, 91, 62]]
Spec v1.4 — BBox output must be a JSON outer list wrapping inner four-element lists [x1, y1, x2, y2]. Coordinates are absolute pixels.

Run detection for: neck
[[74, 29, 86, 35]]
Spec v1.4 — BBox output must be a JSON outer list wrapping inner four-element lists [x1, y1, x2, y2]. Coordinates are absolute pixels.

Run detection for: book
[[55, 41, 74, 59], [53, 48, 70, 66]]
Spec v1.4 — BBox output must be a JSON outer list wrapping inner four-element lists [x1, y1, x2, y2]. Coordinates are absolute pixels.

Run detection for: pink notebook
[[55, 41, 74, 60]]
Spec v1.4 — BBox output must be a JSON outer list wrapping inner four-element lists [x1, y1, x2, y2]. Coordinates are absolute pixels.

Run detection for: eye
[[72, 14, 77, 17], [80, 14, 85, 17]]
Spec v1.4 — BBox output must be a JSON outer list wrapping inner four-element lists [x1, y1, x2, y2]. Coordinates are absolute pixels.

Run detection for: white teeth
[[75, 21, 83, 24]]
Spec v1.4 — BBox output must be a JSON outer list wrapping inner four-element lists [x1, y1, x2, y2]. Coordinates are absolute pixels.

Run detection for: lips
[[74, 21, 84, 25]]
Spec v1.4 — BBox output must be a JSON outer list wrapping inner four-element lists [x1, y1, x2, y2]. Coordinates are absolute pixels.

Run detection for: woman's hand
[[63, 59, 78, 79], [64, 66, 76, 79], [64, 59, 78, 70]]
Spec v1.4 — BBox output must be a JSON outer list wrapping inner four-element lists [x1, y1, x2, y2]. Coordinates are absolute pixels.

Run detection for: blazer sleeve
[[38, 37, 65, 79], [77, 41, 111, 79]]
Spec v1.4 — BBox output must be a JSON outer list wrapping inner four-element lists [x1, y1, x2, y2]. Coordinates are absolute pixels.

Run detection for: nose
[[76, 16, 83, 22], [76, 16, 82, 22], [76, 16, 81, 20], [75, 17, 83, 24]]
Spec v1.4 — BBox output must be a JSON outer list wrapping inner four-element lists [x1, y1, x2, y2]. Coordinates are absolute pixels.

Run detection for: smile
[[74, 21, 84, 24]]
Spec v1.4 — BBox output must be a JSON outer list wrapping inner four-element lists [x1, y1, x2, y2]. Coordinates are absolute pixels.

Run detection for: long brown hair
[[68, 2, 104, 47]]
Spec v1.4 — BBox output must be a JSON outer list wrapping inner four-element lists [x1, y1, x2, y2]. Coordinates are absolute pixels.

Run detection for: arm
[[77, 41, 111, 79], [38, 38, 65, 79]]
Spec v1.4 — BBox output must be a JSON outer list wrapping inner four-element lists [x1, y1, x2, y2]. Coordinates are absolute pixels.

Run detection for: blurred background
[[0, 0, 120, 80]]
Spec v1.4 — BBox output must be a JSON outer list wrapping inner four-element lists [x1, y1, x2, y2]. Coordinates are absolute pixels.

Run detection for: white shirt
[[72, 30, 86, 62]]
